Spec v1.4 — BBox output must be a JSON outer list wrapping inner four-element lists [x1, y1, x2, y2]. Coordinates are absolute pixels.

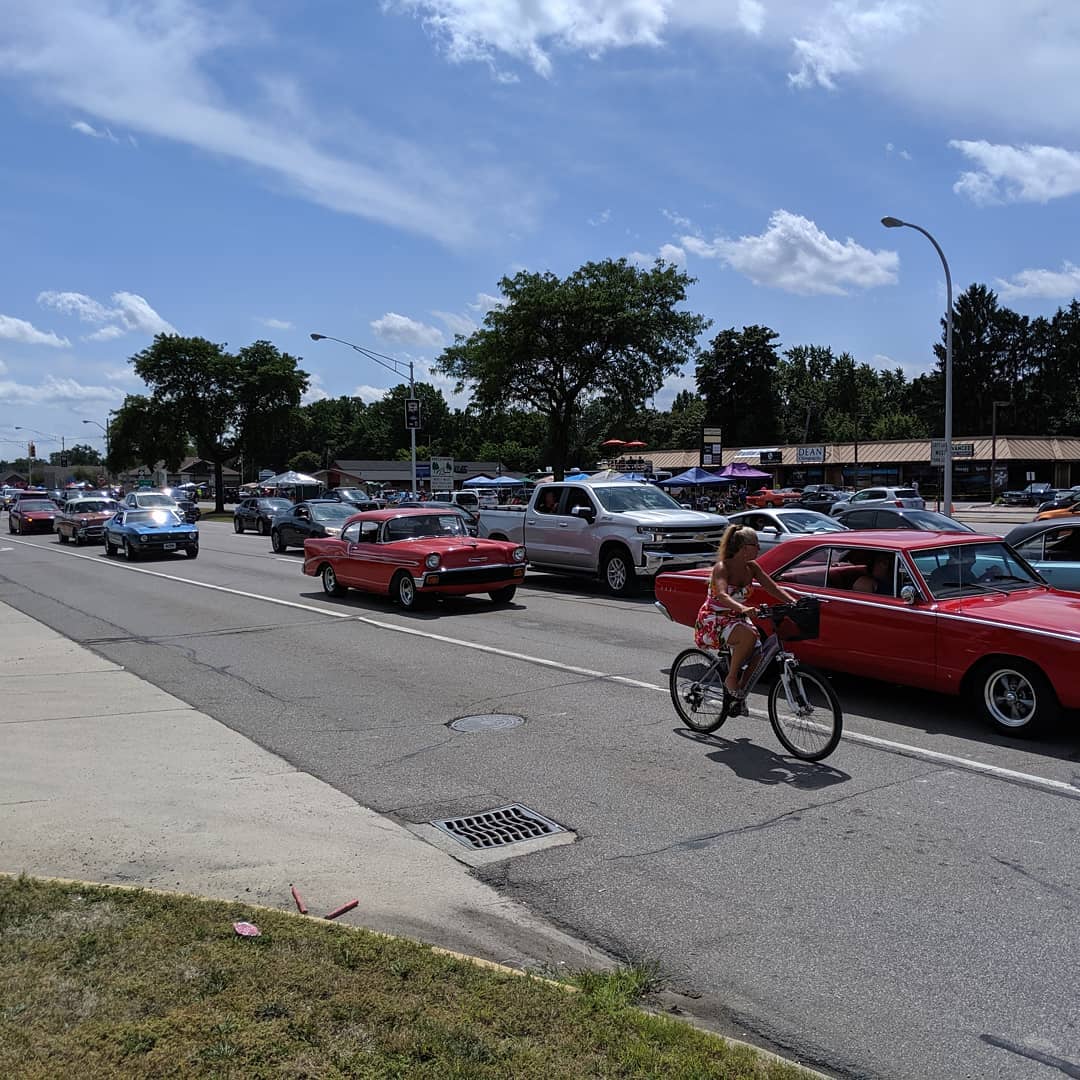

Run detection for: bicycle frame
[[699, 618, 807, 712]]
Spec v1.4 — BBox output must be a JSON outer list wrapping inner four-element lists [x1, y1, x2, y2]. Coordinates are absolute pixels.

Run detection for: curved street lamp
[[882, 216, 955, 514], [82, 418, 113, 480], [310, 333, 417, 496]]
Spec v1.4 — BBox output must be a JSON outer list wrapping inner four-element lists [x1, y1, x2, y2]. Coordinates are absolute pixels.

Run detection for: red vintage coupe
[[655, 530, 1080, 736], [302, 508, 527, 609]]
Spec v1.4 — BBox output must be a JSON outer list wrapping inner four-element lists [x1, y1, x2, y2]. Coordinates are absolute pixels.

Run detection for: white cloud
[[661, 208, 696, 232], [468, 292, 503, 314], [258, 317, 294, 330], [432, 310, 477, 337], [0, 374, 124, 406], [352, 383, 389, 403], [0, 359, 7, 375], [301, 372, 331, 405], [370, 312, 444, 348], [3, 0, 531, 248], [588, 208, 611, 226], [37, 290, 176, 337], [0, 314, 70, 347], [628, 244, 686, 268], [950, 141, 1080, 206], [736, 0, 765, 35], [996, 262, 1080, 302], [102, 365, 141, 382], [652, 367, 696, 411], [885, 141, 911, 160], [681, 210, 898, 295], [71, 118, 118, 142]]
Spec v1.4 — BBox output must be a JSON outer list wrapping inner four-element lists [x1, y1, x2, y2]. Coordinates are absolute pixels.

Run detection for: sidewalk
[[0, 599, 608, 975]]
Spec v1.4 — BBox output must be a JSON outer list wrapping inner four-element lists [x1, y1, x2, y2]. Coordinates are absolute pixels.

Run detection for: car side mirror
[[570, 504, 595, 522], [900, 585, 920, 606], [763, 525, 780, 534]]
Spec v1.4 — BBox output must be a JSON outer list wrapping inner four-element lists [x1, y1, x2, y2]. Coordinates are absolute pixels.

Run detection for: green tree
[[696, 326, 781, 446], [436, 258, 708, 479], [48, 444, 102, 467], [287, 450, 322, 474], [108, 394, 190, 477], [128, 336, 308, 512]]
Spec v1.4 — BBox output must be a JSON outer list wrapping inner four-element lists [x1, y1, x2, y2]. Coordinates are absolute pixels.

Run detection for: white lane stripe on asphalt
[[8, 536, 1079, 800]]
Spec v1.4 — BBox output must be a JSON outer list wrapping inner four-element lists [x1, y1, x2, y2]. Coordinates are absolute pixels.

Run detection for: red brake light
[[895, 499, 903, 507]]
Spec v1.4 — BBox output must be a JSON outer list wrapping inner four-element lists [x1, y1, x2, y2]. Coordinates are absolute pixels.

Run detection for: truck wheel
[[601, 547, 637, 596]]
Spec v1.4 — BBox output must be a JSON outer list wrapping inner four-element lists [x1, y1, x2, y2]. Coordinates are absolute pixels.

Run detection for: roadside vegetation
[[0, 876, 812, 1079]]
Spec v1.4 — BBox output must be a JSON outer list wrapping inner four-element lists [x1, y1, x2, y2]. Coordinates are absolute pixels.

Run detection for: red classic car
[[744, 487, 803, 509], [302, 508, 527, 609], [655, 530, 1080, 736], [8, 498, 59, 534]]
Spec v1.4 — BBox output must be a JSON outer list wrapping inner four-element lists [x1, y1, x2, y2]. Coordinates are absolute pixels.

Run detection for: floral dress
[[694, 576, 752, 651]]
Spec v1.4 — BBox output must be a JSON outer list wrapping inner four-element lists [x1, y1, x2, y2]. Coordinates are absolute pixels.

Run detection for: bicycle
[[668, 597, 843, 761]]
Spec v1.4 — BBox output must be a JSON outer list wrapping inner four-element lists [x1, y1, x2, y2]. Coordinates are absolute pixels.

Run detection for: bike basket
[[776, 597, 820, 641]]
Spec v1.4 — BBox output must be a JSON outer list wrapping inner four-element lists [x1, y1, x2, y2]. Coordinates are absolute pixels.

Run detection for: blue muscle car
[[103, 508, 199, 560]]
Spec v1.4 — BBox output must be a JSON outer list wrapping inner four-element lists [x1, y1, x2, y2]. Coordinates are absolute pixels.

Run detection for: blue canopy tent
[[563, 472, 592, 482], [656, 466, 730, 488]]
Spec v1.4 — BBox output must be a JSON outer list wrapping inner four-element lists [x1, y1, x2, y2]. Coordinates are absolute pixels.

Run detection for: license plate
[[163, 543, 176, 550]]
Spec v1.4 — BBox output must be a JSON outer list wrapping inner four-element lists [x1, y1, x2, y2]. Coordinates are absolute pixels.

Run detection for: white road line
[[7, 535, 1079, 800]]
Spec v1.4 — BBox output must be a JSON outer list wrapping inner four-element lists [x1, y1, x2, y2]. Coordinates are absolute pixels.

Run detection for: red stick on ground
[[323, 899, 359, 921], [290, 885, 308, 915]]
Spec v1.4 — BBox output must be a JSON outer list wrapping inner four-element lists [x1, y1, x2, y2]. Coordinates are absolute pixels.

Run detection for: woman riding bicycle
[[694, 525, 796, 711]]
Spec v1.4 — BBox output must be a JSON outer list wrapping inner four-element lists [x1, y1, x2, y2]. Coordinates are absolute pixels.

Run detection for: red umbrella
[[601, 438, 627, 448], [623, 440, 647, 449]]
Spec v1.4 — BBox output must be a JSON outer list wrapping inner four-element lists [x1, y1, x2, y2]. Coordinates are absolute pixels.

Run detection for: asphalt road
[[2, 520, 1078, 1080]]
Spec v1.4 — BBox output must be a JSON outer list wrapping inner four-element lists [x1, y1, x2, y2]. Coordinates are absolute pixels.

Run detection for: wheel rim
[[272, 533, 281, 551], [260, 520, 267, 535], [984, 668, 1037, 728], [606, 556, 628, 591], [323, 566, 337, 593], [398, 575, 415, 606], [770, 670, 840, 759], [670, 650, 728, 732]]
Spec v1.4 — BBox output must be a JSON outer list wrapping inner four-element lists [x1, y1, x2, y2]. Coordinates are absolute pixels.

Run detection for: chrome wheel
[[322, 564, 344, 596], [984, 668, 1037, 730], [601, 548, 635, 596]]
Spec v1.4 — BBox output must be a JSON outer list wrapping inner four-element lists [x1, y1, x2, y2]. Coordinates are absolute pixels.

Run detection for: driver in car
[[928, 547, 1000, 591]]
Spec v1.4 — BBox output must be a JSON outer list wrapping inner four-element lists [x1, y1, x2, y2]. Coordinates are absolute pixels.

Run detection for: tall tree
[[436, 258, 708, 479], [696, 326, 782, 446], [108, 394, 190, 477]]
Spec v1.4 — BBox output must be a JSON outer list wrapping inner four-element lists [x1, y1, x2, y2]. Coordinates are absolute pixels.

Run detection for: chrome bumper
[[640, 549, 715, 575], [654, 599, 673, 621]]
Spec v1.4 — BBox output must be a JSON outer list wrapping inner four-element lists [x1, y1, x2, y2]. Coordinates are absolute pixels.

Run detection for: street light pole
[[309, 333, 417, 496], [81, 418, 112, 479], [882, 216, 954, 514], [990, 399, 1011, 503]]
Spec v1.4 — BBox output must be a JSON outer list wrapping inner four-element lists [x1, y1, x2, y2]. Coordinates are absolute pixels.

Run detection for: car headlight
[[324, 527, 341, 536], [636, 528, 658, 541], [513, 546, 527, 562], [425, 553, 441, 569], [139, 535, 148, 543]]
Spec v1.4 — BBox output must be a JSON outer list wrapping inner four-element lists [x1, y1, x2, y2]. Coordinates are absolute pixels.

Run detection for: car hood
[[605, 509, 728, 527], [936, 588, 1080, 641], [21, 509, 56, 517], [125, 522, 195, 534], [67, 512, 112, 523]]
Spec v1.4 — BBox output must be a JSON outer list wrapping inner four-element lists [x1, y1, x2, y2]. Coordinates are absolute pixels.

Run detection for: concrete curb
[[4, 873, 831, 1078]]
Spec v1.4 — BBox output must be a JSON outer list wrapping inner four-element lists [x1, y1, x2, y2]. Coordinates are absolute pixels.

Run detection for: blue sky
[[2, 0, 1079, 462]]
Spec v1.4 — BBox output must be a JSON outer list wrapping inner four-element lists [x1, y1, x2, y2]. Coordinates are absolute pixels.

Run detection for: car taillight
[[895, 500, 904, 507]]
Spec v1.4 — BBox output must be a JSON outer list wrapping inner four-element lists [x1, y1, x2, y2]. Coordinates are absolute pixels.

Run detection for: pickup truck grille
[[644, 527, 726, 556]]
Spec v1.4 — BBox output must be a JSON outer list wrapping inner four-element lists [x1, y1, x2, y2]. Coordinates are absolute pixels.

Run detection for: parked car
[[54, 497, 119, 545], [324, 487, 387, 511], [1002, 482, 1056, 507], [797, 484, 842, 513], [103, 508, 199, 560], [173, 498, 201, 524], [655, 530, 1080, 735], [8, 497, 59, 534], [833, 507, 975, 533], [397, 500, 480, 536], [1005, 519, 1080, 592], [270, 500, 356, 552], [1032, 486, 1080, 517], [830, 486, 924, 515], [428, 489, 482, 512], [727, 508, 849, 551], [123, 491, 180, 511], [302, 508, 527, 608], [233, 496, 294, 535], [744, 487, 804, 509]]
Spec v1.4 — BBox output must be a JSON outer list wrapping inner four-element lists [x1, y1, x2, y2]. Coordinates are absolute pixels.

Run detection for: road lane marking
[[7, 535, 1080, 800]]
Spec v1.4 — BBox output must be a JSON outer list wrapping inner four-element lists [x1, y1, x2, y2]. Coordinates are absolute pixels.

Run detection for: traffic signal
[[60, 453, 69, 468], [28, 441, 36, 458]]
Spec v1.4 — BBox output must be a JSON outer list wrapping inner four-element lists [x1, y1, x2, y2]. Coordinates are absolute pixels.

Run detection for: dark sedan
[[270, 500, 356, 552], [9, 498, 59, 534], [173, 498, 202, 524], [397, 500, 480, 536], [323, 487, 387, 510], [834, 506, 975, 532], [234, 497, 293, 535]]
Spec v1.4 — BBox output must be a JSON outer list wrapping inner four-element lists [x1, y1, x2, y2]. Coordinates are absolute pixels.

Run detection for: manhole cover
[[431, 804, 564, 850], [448, 713, 524, 733]]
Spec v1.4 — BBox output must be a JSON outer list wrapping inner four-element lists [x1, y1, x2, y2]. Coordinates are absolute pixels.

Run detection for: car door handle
[[558, 522, 569, 528]]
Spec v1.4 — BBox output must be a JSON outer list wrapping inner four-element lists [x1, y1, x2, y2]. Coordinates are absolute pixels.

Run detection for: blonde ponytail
[[718, 524, 758, 562]]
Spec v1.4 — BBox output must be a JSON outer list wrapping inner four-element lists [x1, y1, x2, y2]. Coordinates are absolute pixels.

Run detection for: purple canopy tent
[[717, 461, 772, 480]]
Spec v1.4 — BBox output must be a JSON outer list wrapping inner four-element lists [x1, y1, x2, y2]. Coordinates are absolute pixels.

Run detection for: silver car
[[830, 485, 924, 516], [728, 507, 849, 551]]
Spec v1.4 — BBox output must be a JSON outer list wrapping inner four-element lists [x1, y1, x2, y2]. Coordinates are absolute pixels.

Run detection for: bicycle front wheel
[[768, 663, 842, 761], [670, 648, 730, 734]]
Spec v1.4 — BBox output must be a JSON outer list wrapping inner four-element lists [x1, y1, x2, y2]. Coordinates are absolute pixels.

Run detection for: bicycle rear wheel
[[768, 663, 842, 761], [670, 648, 730, 733]]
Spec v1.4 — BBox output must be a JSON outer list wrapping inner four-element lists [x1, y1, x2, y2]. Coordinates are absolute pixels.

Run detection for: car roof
[[345, 507, 455, 522], [1006, 517, 1080, 541], [762, 529, 998, 554]]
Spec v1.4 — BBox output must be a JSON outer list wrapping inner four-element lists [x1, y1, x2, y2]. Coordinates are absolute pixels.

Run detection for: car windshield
[[592, 485, 683, 513], [137, 494, 176, 507], [910, 541, 1043, 598], [337, 489, 370, 502], [779, 512, 848, 534], [259, 499, 292, 510], [20, 500, 55, 511], [902, 510, 973, 532], [385, 514, 468, 540], [309, 503, 355, 522], [126, 510, 182, 526], [69, 501, 113, 513]]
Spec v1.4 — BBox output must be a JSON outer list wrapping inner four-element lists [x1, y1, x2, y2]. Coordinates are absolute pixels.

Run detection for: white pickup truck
[[477, 480, 729, 595]]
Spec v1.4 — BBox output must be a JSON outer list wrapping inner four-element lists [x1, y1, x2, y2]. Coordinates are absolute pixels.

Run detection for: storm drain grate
[[431, 804, 565, 850]]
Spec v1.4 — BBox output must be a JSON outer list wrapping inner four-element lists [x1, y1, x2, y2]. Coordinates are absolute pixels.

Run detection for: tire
[[322, 564, 345, 596], [392, 570, 426, 610], [58, 531, 69, 544], [123, 538, 139, 561], [271, 530, 287, 553], [233, 518, 243, 533], [488, 585, 516, 604], [768, 663, 843, 761], [7, 519, 13, 533], [186, 546, 199, 559], [670, 648, 731, 734], [259, 519, 269, 536], [600, 546, 636, 597], [974, 659, 1058, 736], [105, 537, 116, 557]]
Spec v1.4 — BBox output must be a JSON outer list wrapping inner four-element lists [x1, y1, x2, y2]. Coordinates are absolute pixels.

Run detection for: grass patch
[[0, 876, 813, 1078], [198, 511, 234, 522]]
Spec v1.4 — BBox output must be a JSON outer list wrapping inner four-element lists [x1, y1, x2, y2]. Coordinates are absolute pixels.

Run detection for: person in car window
[[694, 525, 795, 716], [927, 547, 1000, 591], [853, 553, 894, 595], [537, 489, 559, 514]]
